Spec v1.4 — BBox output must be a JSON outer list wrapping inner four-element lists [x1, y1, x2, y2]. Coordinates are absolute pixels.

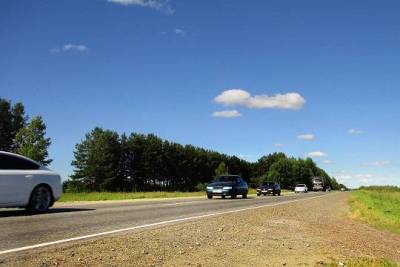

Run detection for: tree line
[[0, 98, 52, 165], [0, 98, 343, 192], [65, 127, 343, 192]]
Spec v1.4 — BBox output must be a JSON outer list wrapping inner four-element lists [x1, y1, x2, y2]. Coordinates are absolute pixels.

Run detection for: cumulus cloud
[[348, 128, 363, 135], [297, 134, 315, 140], [108, 0, 174, 14], [306, 151, 327, 158], [214, 89, 305, 110], [212, 110, 242, 118], [50, 44, 88, 54], [362, 160, 392, 167], [174, 28, 185, 35]]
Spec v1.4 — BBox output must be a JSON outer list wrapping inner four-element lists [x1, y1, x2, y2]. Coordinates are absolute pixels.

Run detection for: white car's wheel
[[27, 186, 52, 212]]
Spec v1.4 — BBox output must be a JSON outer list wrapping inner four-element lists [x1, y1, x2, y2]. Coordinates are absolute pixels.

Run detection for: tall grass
[[349, 186, 400, 234]]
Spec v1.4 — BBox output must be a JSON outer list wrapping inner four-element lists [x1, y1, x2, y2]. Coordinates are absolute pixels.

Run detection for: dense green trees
[[1, 98, 338, 192], [0, 98, 52, 165], [0, 99, 27, 151], [15, 116, 52, 165], [67, 128, 252, 192], [66, 127, 337, 192]]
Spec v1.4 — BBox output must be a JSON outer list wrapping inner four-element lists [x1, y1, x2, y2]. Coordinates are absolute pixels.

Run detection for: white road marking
[[162, 200, 203, 206], [0, 193, 332, 256]]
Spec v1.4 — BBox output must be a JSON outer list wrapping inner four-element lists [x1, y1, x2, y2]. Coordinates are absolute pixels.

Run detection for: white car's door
[[0, 171, 27, 204], [0, 153, 40, 205]]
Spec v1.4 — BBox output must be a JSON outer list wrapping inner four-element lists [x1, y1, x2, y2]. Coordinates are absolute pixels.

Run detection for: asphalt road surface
[[0, 192, 327, 255]]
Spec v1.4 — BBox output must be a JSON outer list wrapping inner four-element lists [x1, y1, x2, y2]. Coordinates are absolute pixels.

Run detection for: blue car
[[206, 175, 248, 199]]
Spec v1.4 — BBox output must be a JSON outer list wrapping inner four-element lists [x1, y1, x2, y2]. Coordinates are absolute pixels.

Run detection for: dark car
[[256, 181, 281, 196], [206, 175, 248, 199]]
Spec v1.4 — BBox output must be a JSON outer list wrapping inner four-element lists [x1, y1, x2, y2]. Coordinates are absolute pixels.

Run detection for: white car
[[0, 151, 62, 212], [294, 184, 308, 193]]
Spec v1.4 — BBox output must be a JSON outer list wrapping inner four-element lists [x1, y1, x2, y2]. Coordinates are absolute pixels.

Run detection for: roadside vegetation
[[60, 189, 261, 202], [59, 191, 205, 202], [1, 98, 344, 195], [0, 98, 52, 165], [328, 258, 398, 267], [349, 186, 400, 234], [63, 127, 343, 193]]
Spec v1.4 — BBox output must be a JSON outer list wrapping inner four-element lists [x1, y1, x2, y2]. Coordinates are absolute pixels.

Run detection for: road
[[0, 192, 327, 255]]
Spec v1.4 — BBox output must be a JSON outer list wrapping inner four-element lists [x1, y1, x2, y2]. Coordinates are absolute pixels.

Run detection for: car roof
[[0, 151, 42, 167]]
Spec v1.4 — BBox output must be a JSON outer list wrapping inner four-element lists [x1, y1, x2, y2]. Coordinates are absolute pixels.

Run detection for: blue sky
[[1, 0, 399, 188]]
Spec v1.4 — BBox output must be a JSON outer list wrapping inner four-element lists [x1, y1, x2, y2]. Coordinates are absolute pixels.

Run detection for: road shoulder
[[3, 193, 399, 266]]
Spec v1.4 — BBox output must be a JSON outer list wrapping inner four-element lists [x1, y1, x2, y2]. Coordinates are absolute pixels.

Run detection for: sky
[[1, 0, 399, 188]]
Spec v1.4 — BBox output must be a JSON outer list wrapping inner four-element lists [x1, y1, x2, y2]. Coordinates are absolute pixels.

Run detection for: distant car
[[257, 181, 281, 196], [206, 175, 248, 199], [294, 184, 308, 193], [0, 151, 62, 212], [325, 186, 331, 192]]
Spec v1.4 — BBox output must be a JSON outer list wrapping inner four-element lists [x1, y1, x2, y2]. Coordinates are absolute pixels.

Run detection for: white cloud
[[174, 28, 185, 35], [362, 160, 392, 167], [297, 134, 315, 140], [355, 174, 374, 184], [322, 159, 333, 164], [50, 44, 88, 54], [108, 0, 174, 14], [214, 89, 305, 110], [306, 151, 327, 158], [212, 110, 242, 118], [335, 171, 376, 188], [348, 128, 362, 135], [274, 143, 284, 147], [335, 174, 353, 181]]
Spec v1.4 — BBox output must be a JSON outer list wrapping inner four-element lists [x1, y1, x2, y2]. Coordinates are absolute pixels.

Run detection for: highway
[[0, 192, 327, 255]]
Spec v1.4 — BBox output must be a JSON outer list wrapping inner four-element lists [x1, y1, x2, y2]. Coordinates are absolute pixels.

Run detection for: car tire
[[222, 195, 226, 199], [278, 191, 281, 196], [263, 193, 266, 196], [231, 194, 237, 199], [207, 195, 212, 199], [243, 194, 247, 199], [27, 186, 52, 212]]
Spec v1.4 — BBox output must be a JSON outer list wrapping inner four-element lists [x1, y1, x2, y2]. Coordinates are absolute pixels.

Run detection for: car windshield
[[214, 176, 237, 182], [262, 182, 274, 186], [296, 184, 305, 187]]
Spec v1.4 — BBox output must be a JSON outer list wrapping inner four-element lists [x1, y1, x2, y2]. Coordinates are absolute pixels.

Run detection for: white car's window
[[0, 154, 40, 170]]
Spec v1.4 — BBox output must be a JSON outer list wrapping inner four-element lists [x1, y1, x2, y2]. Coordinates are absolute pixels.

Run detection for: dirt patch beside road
[[3, 193, 400, 266]]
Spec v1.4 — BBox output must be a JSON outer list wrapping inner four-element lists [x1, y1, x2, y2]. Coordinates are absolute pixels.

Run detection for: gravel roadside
[[2, 192, 399, 266]]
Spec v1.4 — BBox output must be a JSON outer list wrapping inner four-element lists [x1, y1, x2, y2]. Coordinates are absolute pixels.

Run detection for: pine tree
[[0, 99, 27, 152]]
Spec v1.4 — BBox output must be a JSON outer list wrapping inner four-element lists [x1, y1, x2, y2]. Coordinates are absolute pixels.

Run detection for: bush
[[195, 182, 208, 192]]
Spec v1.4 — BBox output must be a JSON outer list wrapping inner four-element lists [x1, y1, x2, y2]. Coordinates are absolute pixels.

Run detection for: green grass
[[349, 186, 400, 234], [59, 188, 286, 202], [328, 258, 399, 267], [59, 191, 206, 202]]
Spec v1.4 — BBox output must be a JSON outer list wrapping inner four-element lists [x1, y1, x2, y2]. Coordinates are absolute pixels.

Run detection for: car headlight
[[222, 186, 232, 190], [206, 186, 213, 190]]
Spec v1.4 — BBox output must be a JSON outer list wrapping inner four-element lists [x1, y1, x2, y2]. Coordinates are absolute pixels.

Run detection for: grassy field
[[59, 188, 264, 202], [349, 186, 400, 234]]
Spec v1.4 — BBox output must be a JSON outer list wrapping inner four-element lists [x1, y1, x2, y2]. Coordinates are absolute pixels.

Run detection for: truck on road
[[312, 177, 325, 191]]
